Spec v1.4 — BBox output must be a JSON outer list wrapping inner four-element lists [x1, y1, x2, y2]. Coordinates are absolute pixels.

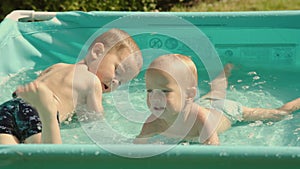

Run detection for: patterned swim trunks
[[0, 98, 42, 143]]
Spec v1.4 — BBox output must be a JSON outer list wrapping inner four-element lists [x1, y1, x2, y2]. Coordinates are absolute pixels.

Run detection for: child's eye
[[146, 89, 153, 93], [162, 90, 170, 93]]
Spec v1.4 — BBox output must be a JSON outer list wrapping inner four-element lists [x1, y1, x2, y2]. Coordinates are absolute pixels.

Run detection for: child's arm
[[201, 130, 219, 145], [16, 81, 62, 144], [197, 107, 220, 145], [201, 63, 233, 99], [86, 77, 104, 115], [134, 114, 163, 144]]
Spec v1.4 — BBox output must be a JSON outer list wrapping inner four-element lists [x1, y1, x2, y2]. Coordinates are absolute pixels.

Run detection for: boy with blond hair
[[0, 28, 142, 144]]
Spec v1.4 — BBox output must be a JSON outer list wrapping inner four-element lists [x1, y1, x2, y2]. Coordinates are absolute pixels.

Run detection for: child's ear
[[186, 87, 197, 99], [91, 42, 105, 60]]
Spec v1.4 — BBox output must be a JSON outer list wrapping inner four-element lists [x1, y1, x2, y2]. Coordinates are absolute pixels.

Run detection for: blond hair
[[173, 54, 198, 86], [90, 28, 142, 69], [148, 54, 198, 87]]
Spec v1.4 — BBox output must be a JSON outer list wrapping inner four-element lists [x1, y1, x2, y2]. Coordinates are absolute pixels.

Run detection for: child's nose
[[149, 90, 166, 103], [111, 79, 121, 86]]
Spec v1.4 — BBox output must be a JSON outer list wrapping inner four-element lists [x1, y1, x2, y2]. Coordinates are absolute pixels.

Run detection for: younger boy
[[134, 54, 299, 145], [0, 28, 142, 144]]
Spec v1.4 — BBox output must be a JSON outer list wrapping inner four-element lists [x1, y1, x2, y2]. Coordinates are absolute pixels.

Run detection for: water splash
[[1, 66, 299, 146]]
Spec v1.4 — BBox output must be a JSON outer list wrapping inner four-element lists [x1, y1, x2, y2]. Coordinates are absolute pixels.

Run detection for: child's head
[[86, 29, 142, 92], [145, 54, 197, 117]]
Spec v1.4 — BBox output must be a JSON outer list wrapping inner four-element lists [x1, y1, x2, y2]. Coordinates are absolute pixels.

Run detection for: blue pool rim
[[1, 144, 300, 169]]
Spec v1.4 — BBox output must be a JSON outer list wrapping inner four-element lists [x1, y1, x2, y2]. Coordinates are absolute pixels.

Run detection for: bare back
[[36, 63, 102, 121]]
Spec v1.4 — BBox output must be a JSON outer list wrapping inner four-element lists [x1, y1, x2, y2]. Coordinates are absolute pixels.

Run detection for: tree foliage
[[0, 0, 199, 21]]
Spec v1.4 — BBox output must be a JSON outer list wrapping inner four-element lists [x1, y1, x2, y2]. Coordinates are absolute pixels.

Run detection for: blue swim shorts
[[0, 98, 42, 143]]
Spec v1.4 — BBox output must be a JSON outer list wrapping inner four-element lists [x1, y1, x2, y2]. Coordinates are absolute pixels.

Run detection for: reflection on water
[[0, 66, 299, 146]]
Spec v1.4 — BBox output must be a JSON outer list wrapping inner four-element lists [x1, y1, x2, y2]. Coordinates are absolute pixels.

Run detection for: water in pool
[[0, 63, 299, 146]]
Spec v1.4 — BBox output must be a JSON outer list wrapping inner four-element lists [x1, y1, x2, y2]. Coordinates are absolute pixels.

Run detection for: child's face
[[96, 48, 140, 93], [145, 69, 186, 119]]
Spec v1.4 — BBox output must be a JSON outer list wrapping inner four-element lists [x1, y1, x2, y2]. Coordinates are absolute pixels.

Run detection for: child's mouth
[[153, 107, 164, 111], [103, 83, 109, 90]]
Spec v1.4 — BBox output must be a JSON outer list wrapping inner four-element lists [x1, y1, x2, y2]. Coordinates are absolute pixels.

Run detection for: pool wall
[[0, 10, 300, 169], [1, 144, 300, 169]]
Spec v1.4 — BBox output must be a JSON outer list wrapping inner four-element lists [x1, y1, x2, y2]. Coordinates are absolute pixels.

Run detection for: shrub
[[0, 0, 159, 21]]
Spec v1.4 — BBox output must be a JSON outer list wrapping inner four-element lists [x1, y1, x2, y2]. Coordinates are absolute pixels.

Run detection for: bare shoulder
[[73, 68, 102, 93], [53, 63, 68, 66], [84, 72, 101, 86], [46, 63, 69, 70], [72, 64, 99, 82], [192, 103, 210, 121], [39, 63, 69, 77]]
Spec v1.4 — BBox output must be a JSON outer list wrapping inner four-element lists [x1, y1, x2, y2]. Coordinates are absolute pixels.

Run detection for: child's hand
[[15, 81, 57, 122], [223, 63, 234, 78]]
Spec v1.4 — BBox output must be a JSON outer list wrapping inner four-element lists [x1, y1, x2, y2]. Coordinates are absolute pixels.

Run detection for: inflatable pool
[[0, 10, 300, 169]]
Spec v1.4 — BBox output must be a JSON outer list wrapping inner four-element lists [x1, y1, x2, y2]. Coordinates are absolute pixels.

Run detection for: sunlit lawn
[[172, 0, 300, 11]]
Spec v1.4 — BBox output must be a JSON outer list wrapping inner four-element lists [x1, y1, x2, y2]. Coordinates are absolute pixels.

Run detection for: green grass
[[171, 0, 300, 12]]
